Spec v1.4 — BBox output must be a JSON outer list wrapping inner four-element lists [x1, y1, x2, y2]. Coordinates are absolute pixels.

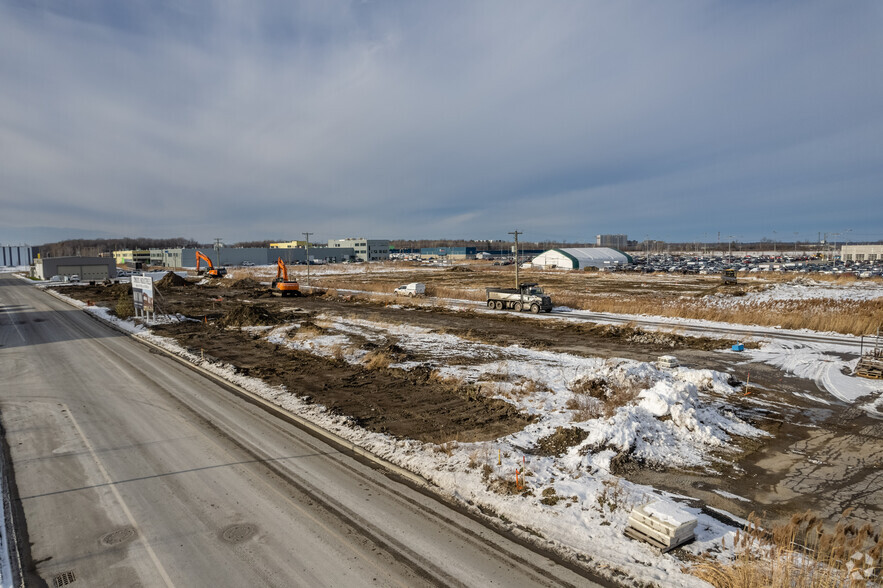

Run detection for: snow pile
[[748, 339, 883, 415], [266, 314, 765, 473], [704, 280, 883, 308]]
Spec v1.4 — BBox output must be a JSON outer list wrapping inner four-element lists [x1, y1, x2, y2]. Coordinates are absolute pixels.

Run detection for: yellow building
[[112, 249, 151, 266], [270, 240, 311, 249]]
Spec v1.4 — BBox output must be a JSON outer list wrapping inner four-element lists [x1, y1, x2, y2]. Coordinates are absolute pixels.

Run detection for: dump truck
[[485, 283, 552, 313]]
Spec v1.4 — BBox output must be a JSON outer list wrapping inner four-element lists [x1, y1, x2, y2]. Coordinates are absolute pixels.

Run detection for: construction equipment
[[271, 257, 300, 297], [855, 326, 883, 379], [486, 283, 552, 313], [721, 268, 737, 284], [195, 251, 227, 278]]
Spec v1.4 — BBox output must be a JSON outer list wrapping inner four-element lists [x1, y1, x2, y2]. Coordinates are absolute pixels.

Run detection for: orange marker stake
[[743, 371, 751, 396]]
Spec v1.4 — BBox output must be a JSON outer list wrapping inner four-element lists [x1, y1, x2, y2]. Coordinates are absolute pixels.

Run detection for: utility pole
[[213, 238, 222, 268], [508, 229, 522, 291], [303, 232, 312, 290]]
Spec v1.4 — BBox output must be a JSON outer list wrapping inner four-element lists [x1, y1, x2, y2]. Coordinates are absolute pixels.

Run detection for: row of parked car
[[605, 255, 883, 278]]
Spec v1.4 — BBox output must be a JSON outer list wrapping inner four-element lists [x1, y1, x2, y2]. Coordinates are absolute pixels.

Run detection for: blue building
[[420, 247, 476, 259], [1, 245, 36, 267]]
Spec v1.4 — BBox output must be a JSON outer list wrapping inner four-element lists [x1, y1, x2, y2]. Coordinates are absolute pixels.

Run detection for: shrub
[[115, 293, 135, 319]]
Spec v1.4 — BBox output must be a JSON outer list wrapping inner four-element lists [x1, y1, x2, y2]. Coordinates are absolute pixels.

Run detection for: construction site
[[53, 261, 883, 545]]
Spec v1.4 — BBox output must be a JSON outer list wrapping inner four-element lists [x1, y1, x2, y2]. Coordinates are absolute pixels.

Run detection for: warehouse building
[[328, 238, 390, 262], [1, 245, 36, 267], [531, 247, 633, 269], [420, 247, 476, 260], [34, 256, 117, 281], [841, 244, 883, 262], [161, 247, 356, 268]]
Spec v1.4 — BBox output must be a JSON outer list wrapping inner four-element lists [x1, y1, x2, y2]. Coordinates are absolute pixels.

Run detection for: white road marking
[[64, 404, 176, 588]]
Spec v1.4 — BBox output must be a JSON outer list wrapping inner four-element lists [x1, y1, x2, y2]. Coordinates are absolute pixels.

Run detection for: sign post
[[131, 275, 155, 322]]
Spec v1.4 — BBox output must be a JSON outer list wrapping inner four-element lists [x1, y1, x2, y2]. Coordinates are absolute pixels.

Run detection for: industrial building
[[841, 245, 883, 262], [34, 256, 117, 281], [596, 234, 628, 249], [270, 240, 312, 249], [161, 247, 356, 268], [420, 247, 476, 260], [1, 245, 36, 267], [531, 247, 633, 270], [328, 238, 390, 262]]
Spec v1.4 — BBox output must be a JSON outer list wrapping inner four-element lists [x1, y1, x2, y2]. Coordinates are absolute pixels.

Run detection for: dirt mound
[[229, 278, 261, 289], [156, 272, 190, 288], [533, 427, 589, 456], [217, 303, 281, 328], [105, 283, 132, 297], [447, 265, 474, 272]]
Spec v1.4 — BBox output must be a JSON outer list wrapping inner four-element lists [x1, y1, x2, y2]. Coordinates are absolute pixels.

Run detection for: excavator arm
[[195, 250, 226, 277], [275, 257, 289, 283], [271, 257, 299, 296]]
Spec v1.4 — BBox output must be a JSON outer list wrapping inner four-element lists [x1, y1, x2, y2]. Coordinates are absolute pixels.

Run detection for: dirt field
[[60, 272, 883, 530]]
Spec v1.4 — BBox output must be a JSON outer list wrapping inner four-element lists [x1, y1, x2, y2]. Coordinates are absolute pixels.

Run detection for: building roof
[[532, 247, 633, 268]]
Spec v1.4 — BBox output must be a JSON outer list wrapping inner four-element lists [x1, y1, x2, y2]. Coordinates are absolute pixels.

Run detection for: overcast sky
[[1, 1, 881, 246]]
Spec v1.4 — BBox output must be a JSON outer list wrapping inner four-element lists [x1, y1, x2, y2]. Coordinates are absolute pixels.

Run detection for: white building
[[596, 234, 628, 249], [841, 244, 883, 262], [328, 238, 389, 262], [531, 247, 632, 269]]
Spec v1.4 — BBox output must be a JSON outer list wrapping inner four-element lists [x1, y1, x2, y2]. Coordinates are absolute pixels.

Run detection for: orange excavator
[[271, 257, 300, 296], [195, 250, 227, 278]]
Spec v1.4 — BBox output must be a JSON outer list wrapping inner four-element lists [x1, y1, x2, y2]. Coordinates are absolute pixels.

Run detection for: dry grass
[[565, 394, 604, 421], [692, 510, 883, 587], [250, 264, 883, 335], [330, 343, 346, 362], [567, 375, 647, 421], [293, 324, 324, 339], [362, 349, 392, 370]]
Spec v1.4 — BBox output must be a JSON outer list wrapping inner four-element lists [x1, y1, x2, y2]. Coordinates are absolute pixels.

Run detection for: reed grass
[[692, 510, 882, 587], [363, 349, 392, 370], [281, 266, 883, 336]]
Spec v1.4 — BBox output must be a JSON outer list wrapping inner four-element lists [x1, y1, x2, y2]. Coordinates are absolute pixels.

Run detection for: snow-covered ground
[[704, 278, 883, 307], [33, 278, 883, 585]]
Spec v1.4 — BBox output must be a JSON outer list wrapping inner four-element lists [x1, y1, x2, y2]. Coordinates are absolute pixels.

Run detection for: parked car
[[49, 275, 62, 282], [69, 274, 80, 283], [394, 282, 426, 297]]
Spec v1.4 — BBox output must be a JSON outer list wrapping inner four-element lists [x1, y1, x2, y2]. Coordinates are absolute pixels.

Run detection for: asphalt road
[[0, 273, 605, 588]]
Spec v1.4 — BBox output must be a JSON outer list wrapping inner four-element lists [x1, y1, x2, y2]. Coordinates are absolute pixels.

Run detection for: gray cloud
[[1, 1, 881, 245]]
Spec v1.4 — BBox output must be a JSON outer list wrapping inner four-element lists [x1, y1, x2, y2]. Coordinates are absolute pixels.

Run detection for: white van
[[394, 282, 426, 297]]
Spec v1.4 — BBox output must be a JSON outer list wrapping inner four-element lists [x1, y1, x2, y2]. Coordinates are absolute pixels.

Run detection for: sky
[[1, 1, 881, 246]]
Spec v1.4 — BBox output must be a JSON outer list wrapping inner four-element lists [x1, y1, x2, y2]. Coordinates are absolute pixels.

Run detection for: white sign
[[131, 275, 154, 312]]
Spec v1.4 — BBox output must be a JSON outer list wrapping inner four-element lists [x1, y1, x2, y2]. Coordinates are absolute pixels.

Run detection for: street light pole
[[508, 229, 522, 291], [303, 232, 313, 290], [214, 237, 222, 268]]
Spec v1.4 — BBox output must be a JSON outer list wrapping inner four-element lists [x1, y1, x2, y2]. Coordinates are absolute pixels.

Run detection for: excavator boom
[[195, 250, 227, 278], [271, 257, 299, 296]]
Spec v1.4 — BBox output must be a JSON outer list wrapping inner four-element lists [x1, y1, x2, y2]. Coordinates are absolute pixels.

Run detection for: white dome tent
[[531, 247, 632, 269]]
